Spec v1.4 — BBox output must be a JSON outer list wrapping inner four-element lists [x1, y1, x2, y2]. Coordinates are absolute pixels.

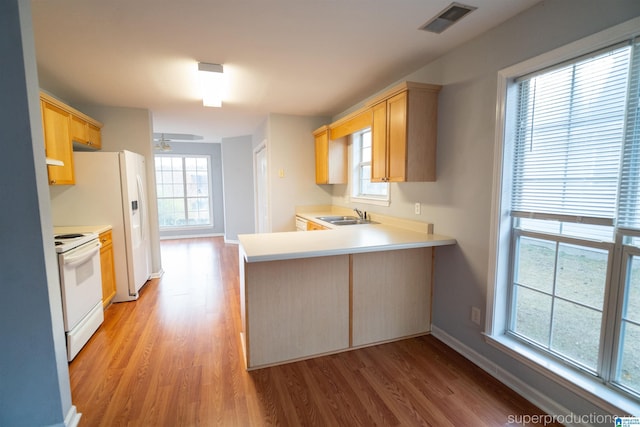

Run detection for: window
[[155, 155, 213, 228], [351, 128, 389, 205], [490, 29, 640, 407]]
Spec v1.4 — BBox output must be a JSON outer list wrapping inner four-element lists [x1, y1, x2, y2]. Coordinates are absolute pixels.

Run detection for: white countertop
[[54, 224, 112, 235], [239, 215, 455, 263]]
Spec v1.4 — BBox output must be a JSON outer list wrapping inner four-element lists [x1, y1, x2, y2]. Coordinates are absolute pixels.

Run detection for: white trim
[[159, 232, 224, 240], [350, 195, 391, 207], [149, 268, 164, 280], [484, 333, 640, 417], [223, 237, 239, 245], [253, 140, 271, 233], [64, 405, 81, 427], [432, 326, 597, 427]]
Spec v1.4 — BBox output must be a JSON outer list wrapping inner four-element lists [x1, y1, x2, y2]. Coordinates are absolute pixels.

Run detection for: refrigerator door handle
[[136, 174, 146, 241]]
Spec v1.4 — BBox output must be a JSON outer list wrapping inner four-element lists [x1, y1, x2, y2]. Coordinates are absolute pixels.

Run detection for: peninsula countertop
[[238, 218, 455, 263]]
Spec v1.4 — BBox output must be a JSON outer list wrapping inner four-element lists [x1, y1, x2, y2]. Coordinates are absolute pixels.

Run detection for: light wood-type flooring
[[69, 237, 559, 426]]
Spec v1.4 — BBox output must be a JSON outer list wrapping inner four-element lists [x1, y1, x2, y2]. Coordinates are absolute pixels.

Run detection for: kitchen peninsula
[[238, 209, 455, 370]]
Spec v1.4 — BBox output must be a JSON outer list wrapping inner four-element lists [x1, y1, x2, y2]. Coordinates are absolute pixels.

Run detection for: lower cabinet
[[240, 247, 433, 369], [306, 220, 328, 231], [242, 255, 350, 368], [351, 248, 432, 346], [99, 230, 117, 307]]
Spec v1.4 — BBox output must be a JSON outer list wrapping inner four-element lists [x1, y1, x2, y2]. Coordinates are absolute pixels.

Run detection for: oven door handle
[[63, 241, 101, 267]]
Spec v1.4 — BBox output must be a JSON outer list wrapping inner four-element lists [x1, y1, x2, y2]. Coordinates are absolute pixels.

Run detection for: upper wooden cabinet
[[42, 99, 75, 185], [70, 114, 102, 150], [40, 92, 103, 185], [369, 82, 441, 182], [313, 126, 347, 184]]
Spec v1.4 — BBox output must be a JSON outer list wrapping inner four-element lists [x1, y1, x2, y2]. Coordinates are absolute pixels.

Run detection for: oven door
[[58, 239, 103, 332]]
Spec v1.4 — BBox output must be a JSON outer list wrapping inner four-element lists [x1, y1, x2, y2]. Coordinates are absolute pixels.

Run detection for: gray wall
[[155, 142, 225, 239], [0, 0, 72, 425], [267, 114, 331, 232], [330, 0, 640, 420], [221, 135, 255, 241]]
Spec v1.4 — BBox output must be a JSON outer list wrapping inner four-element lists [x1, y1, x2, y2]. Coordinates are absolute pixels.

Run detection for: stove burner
[[55, 233, 85, 239]]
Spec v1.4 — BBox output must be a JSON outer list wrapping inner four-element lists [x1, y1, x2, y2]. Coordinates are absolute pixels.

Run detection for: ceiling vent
[[419, 2, 477, 34]]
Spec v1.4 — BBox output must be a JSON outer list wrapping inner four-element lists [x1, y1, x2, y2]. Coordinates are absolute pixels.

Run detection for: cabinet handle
[[101, 238, 107, 243], [50, 179, 56, 184]]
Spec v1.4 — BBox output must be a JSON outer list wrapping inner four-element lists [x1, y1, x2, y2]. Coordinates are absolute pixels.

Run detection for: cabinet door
[[87, 122, 102, 149], [99, 231, 117, 307], [370, 101, 388, 182], [70, 115, 88, 144], [42, 101, 74, 185], [352, 248, 432, 347], [314, 130, 329, 184], [386, 91, 407, 182]]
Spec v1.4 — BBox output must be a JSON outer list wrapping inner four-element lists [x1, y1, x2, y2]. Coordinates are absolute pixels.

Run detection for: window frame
[[487, 17, 640, 415], [350, 128, 390, 206], [155, 154, 214, 230]]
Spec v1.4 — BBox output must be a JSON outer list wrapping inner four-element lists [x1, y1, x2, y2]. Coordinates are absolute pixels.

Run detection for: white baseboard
[[430, 326, 591, 427], [64, 405, 81, 427], [149, 268, 164, 279]]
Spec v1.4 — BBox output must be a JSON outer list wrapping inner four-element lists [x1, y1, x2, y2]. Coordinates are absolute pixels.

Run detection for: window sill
[[351, 196, 390, 207], [485, 333, 640, 416]]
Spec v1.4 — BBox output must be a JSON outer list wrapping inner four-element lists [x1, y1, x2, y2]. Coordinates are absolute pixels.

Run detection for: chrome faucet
[[354, 208, 364, 220]]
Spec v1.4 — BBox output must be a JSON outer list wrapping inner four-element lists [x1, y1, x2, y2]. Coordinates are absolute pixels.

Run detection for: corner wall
[[0, 0, 73, 425], [267, 114, 330, 232], [221, 135, 255, 241]]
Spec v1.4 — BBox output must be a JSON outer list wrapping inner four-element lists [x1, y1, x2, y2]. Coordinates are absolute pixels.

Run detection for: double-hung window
[[489, 26, 640, 408], [351, 128, 389, 205], [155, 155, 213, 229]]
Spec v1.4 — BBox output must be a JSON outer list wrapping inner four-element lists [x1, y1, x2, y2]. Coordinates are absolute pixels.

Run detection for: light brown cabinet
[[99, 230, 117, 307], [369, 82, 441, 182], [70, 114, 102, 150], [313, 126, 347, 184], [306, 220, 328, 231], [42, 99, 75, 185], [40, 92, 103, 185]]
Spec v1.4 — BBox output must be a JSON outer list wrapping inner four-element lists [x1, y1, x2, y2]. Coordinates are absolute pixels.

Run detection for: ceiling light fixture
[[153, 134, 172, 151], [198, 62, 224, 107], [419, 2, 477, 34]]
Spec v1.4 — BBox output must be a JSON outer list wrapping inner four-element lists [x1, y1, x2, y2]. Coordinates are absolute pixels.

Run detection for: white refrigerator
[[50, 150, 152, 302]]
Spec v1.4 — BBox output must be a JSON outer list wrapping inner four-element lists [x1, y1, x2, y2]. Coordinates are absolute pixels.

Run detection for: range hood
[[46, 157, 64, 166]]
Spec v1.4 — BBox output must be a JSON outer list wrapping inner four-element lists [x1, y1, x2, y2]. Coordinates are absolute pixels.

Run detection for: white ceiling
[[31, 0, 541, 143]]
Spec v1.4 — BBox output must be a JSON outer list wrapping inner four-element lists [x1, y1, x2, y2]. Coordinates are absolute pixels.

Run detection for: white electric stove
[[53, 230, 103, 361]]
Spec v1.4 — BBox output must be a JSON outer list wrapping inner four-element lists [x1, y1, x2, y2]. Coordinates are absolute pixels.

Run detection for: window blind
[[617, 38, 640, 230], [511, 43, 632, 224]]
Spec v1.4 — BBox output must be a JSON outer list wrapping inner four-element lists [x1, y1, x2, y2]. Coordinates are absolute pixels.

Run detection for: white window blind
[[511, 44, 632, 225], [617, 38, 640, 231]]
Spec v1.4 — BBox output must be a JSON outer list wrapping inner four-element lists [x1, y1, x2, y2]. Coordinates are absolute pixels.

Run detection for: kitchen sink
[[316, 216, 378, 226], [316, 216, 359, 222]]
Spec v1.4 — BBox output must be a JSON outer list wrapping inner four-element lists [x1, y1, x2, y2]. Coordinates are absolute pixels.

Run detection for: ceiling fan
[[153, 133, 204, 152]]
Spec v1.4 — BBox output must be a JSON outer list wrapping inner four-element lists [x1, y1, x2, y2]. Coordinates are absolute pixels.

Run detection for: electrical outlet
[[414, 202, 421, 215], [471, 307, 481, 325]]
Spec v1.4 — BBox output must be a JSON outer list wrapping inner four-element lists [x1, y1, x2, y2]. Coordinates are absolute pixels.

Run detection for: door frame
[[253, 140, 270, 233]]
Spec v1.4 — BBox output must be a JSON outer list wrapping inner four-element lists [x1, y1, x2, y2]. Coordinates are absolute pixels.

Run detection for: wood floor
[[69, 237, 559, 426]]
